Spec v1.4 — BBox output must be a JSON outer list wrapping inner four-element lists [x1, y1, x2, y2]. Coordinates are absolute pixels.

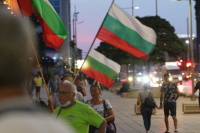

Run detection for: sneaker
[[164, 131, 170, 133]]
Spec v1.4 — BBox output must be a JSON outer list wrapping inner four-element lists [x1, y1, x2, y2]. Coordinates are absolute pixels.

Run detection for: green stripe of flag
[[102, 14, 155, 55], [86, 56, 118, 81]]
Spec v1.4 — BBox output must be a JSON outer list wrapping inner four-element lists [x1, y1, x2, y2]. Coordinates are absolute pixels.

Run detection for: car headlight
[[178, 77, 182, 80], [169, 77, 172, 81], [128, 77, 133, 81], [137, 78, 141, 81]]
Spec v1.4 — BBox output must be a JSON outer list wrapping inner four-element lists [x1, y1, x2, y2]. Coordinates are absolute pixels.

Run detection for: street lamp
[[175, 0, 195, 99], [122, 0, 139, 16]]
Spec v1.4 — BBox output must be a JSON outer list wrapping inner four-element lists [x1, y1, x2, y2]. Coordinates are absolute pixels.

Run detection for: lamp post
[[122, 0, 139, 17], [156, 0, 158, 15], [73, 6, 79, 74], [175, 0, 195, 99]]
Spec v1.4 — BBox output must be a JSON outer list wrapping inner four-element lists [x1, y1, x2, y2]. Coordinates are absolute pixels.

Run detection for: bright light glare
[[178, 85, 183, 92], [150, 74, 153, 77], [128, 77, 133, 81], [138, 73, 142, 75], [185, 40, 189, 44], [134, 7, 139, 9], [178, 77, 182, 80], [53, 57, 56, 59], [143, 77, 149, 83], [169, 77, 172, 81], [77, 60, 84, 69], [137, 78, 141, 81]]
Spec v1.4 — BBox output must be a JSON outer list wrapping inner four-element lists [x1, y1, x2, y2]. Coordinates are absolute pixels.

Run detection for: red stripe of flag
[[97, 26, 149, 59]]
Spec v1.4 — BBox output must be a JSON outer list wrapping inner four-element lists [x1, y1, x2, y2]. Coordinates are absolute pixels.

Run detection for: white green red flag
[[81, 49, 120, 88], [97, 3, 157, 59], [17, 0, 68, 50], [82, 79, 88, 86]]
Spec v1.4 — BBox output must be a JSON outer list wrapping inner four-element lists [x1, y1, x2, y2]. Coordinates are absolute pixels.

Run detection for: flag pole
[[23, 17, 54, 111], [73, 0, 115, 83], [30, 41, 54, 111]]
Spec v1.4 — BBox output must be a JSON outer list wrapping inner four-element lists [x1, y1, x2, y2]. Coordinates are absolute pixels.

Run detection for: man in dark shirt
[[159, 74, 180, 133], [194, 81, 200, 105]]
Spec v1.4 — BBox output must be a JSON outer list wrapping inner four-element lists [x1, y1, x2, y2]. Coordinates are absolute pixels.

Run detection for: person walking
[[137, 84, 159, 133], [34, 74, 42, 99], [27, 75, 35, 100], [49, 76, 59, 97], [75, 77, 87, 96], [159, 73, 180, 133], [49, 80, 107, 133], [85, 84, 115, 133]]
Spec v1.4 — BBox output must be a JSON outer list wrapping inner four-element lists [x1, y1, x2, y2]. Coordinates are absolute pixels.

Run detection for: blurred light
[[69, 58, 72, 59], [185, 40, 189, 44], [46, 58, 48, 59], [186, 75, 189, 78], [169, 77, 172, 81], [150, 74, 153, 77], [137, 77, 141, 81], [11, 11, 14, 14], [134, 7, 139, 9], [164, 43, 166, 46], [53, 57, 56, 59], [143, 77, 149, 83], [180, 60, 183, 62], [128, 77, 133, 81], [60, 57, 63, 59], [77, 60, 84, 69], [153, 71, 156, 74], [7, 7, 11, 9], [29, 58, 31, 59], [3, 1, 8, 4], [138, 73, 142, 75], [178, 85, 183, 92], [182, 73, 184, 75], [178, 77, 182, 80]]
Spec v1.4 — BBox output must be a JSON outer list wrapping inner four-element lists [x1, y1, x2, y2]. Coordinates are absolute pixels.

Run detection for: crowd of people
[[2, 8, 199, 133]]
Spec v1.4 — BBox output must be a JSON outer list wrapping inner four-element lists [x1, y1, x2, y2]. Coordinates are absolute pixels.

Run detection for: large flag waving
[[97, 3, 157, 59], [17, 0, 68, 50], [81, 49, 120, 88]]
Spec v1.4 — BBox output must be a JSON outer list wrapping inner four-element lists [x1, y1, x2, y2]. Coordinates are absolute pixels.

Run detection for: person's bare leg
[[165, 116, 169, 131], [172, 116, 177, 130]]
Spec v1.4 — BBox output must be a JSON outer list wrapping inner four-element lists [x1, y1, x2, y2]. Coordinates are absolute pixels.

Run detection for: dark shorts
[[164, 102, 176, 116], [36, 87, 41, 93]]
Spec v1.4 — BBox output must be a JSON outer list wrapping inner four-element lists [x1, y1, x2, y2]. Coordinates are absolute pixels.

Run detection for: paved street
[[34, 83, 200, 133]]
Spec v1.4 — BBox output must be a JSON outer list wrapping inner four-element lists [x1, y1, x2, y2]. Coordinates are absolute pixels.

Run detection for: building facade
[[48, 0, 71, 67]]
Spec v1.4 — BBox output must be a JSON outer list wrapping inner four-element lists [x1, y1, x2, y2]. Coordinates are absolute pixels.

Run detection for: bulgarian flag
[[17, 0, 68, 50], [81, 49, 120, 88], [82, 79, 88, 86], [97, 3, 157, 59]]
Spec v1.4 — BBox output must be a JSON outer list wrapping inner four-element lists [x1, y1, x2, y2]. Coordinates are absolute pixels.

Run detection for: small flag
[[83, 79, 88, 86], [97, 3, 157, 59], [81, 49, 120, 88]]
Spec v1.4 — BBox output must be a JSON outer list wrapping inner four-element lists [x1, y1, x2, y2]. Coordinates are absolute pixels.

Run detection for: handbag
[[103, 100, 117, 133], [144, 92, 156, 109]]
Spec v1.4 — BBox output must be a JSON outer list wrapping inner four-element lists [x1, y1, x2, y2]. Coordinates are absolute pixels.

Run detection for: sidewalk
[[36, 85, 200, 133], [99, 89, 200, 133]]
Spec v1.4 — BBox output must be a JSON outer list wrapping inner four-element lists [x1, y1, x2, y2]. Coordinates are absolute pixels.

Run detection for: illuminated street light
[[185, 40, 189, 44]]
